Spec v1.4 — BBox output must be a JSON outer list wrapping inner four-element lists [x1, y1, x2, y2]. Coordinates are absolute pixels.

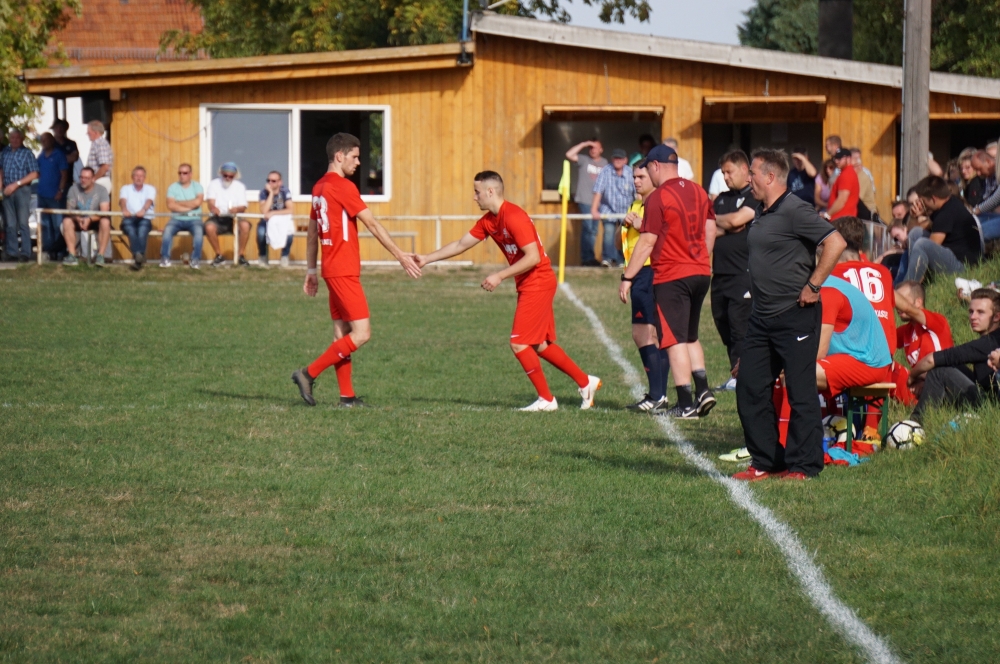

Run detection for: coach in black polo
[[734, 149, 847, 481]]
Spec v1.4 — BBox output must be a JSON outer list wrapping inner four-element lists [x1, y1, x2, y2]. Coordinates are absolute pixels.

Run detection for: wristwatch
[[621, 274, 632, 282], [807, 281, 821, 293]]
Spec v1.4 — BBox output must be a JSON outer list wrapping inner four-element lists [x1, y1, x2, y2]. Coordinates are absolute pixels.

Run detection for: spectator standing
[[118, 166, 156, 270], [787, 147, 817, 207], [825, 135, 843, 160], [162, 163, 205, 269], [825, 148, 859, 220], [707, 167, 727, 202], [663, 138, 695, 179], [814, 159, 835, 212], [0, 129, 40, 262], [36, 132, 69, 260], [566, 139, 607, 266], [591, 148, 635, 267], [851, 147, 877, 219], [257, 170, 295, 267], [62, 167, 111, 266], [205, 162, 249, 266], [628, 134, 656, 167], [50, 119, 80, 193], [904, 176, 982, 282], [735, 148, 846, 481], [85, 120, 113, 194], [711, 150, 758, 387]]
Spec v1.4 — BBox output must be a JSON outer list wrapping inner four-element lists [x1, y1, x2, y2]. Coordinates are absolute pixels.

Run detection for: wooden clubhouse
[[24, 13, 1000, 264]]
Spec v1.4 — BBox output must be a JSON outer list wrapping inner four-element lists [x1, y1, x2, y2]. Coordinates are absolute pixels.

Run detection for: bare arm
[[591, 191, 602, 219], [826, 189, 850, 217], [814, 180, 825, 210], [167, 193, 204, 213], [58, 169, 67, 195], [798, 231, 846, 306], [619, 232, 657, 303], [418, 232, 481, 266], [357, 208, 421, 278], [894, 288, 928, 326], [565, 141, 593, 163], [927, 156, 943, 178], [817, 323, 834, 360], [94, 164, 110, 179], [715, 206, 755, 231], [793, 153, 817, 178], [705, 217, 717, 256], [303, 218, 319, 296], [482, 242, 540, 292], [909, 352, 936, 384]]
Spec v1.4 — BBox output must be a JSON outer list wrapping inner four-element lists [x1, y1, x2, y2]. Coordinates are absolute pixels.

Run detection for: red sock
[[514, 348, 553, 401], [774, 381, 791, 447], [334, 358, 354, 398], [308, 335, 358, 378], [537, 344, 588, 388]]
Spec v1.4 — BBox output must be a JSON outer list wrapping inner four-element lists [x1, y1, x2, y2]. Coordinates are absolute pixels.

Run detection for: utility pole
[[900, 0, 932, 194]]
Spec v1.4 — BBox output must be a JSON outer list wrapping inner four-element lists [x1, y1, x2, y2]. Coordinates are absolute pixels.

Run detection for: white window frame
[[199, 103, 392, 204]]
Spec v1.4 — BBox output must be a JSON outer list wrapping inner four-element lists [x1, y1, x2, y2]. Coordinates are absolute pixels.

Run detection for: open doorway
[[929, 120, 1000, 161], [702, 123, 823, 184]]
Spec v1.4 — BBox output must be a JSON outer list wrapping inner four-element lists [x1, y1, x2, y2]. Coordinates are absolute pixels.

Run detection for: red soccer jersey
[[896, 309, 954, 367], [832, 261, 897, 353], [470, 201, 555, 292], [642, 178, 715, 284], [311, 172, 368, 278], [829, 167, 859, 220]]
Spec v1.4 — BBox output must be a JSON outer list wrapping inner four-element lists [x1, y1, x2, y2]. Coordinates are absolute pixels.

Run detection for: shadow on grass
[[407, 395, 520, 409], [557, 450, 703, 478], [196, 388, 285, 402]]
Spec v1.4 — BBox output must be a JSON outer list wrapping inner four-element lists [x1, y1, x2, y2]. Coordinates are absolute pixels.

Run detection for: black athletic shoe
[[627, 394, 668, 412], [291, 368, 316, 406], [696, 389, 717, 417], [659, 404, 699, 419], [339, 396, 366, 408], [212, 255, 225, 267], [238, 255, 249, 267]]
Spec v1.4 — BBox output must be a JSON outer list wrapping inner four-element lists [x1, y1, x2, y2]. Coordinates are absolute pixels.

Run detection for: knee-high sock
[[659, 348, 671, 397], [308, 335, 358, 379], [334, 358, 354, 398], [638, 345, 664, 399], [774, 381, 791, 447], [515, 348, 553, 401], [538, 344, 588, 388]]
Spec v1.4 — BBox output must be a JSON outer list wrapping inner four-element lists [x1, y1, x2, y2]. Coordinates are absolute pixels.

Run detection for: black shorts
[[206, 215, 235, 234], [630, 266, 658, 326], [654, 274, 711, 348]]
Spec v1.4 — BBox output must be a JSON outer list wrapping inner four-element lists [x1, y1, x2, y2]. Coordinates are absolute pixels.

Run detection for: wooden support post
[[900, 0, 932, 194]]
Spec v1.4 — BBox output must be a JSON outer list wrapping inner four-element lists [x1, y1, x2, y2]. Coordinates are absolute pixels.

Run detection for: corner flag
[[557, 160, 571, 283]]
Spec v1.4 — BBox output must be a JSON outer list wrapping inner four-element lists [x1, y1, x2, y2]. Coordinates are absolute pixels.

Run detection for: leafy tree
[[0, 0, 80, 135], [162, 0, 651, 58], [737, 0, 817, 55]]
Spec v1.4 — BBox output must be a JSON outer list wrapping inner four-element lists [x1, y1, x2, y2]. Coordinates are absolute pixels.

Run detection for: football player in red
[[829, 217, 896, 353], [415, 171, 601, 411], [292, 133, 421, 407], [893, 280, 954, 404]]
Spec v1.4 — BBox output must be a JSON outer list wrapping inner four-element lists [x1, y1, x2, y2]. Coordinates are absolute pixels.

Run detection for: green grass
[[1, 262, 999, 662]]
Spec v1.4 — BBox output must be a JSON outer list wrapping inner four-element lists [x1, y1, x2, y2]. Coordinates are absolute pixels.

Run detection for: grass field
[[2, 263, 1000, 662]]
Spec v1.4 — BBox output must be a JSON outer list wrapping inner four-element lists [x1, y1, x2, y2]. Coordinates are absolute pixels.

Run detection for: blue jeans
[[978, 212, 1000, 242], [892, 251, 910, 287], [121, 216, 152, 256], [161, 218, 204, 260], [2, 186, 32, 258], [38, 196, 65, 256], [601, 218, 624, 264], [577, 202, 598, 263], [256, 220, 294, 259], [904, 227, 966, 283]]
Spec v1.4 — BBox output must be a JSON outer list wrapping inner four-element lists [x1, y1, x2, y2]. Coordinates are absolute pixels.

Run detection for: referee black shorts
[[630, 266, 658, 326], [654, 274, 711, 348]]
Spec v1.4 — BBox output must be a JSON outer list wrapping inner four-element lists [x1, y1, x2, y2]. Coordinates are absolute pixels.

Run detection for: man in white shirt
[[205, 161, 249, 266], [119, 165, 156, 270], [664, 137, 695, 180]]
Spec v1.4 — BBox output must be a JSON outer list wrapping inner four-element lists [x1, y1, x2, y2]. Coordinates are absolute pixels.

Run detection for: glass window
[[300, 110, 385, 196], [210, 110, 290, 191]]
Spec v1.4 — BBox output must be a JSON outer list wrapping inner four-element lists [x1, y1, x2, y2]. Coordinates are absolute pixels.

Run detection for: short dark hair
[[474, 170, 504, 194], [832, 216, 864, 252], [638, 134, 656, 146], [719, 149, 749, 168], [891, 199, 909, 211], [970, 288, 1000, 314], [80, 166, 95, 177], [792, 145, 807, 155], [268, 170, 282, 179], [897, 280, 925, 303], [326, 133, 361, 161], [826, 135, 842, 148], [913, 176, 952, 201], [750, 148, 790, 180]]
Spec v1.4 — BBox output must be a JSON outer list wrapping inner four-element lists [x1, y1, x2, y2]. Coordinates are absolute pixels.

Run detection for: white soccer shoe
[[520, 397, 558, 412], [578, 375, 602, 410]]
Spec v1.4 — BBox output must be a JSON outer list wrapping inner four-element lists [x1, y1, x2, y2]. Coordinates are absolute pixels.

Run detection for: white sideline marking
[[560, 282, 904, 664]]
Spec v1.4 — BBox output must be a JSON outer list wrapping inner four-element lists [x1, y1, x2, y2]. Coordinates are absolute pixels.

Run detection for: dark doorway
[[702, 123, 823, 185], [929, 121, 1000, 161]]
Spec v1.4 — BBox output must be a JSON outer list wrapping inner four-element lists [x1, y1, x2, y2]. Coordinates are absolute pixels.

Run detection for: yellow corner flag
[[557, 160, 571, 283]]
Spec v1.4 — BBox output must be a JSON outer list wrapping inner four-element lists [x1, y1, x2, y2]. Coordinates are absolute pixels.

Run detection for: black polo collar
[[760, 190, 793, 216]]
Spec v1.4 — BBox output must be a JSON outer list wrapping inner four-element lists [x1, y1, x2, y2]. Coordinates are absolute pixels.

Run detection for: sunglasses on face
[[267, 179, 279, 183], [222, 174, 235, 179], [178, 171, 190, 175]]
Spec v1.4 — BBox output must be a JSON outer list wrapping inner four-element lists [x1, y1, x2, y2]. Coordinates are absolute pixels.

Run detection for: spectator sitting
[[892, 280, 954, 405], [904, 176, 983, 283], [663, 138, 694, 179], [959, 149, 984, 208], [787, 147, 817, 207], [1, 128, 40, 262], [205, 162, 249, 267], [906, 186, 931, 231], [62, 166, 111, 266], [257, 170, 295, 267], [161, 163, 205, 269], [85, 120, 113, 194], [628, 134, 656, 167], [850, 147, 877, 219], [825, 148, 859, 220], [875, 203, 911, 283], [591, 148, 635, 267], [50, 119, 80, 193], [908, 288, 1000, 421], [36, 132, 69, 261], [814, 159, 835, 212], [566, 139, 607, 266], [971, 149, 1000, 242], [119, 165, 156, 270]]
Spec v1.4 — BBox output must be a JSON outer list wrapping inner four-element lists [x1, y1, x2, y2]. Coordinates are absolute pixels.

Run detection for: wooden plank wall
[[108, 34, 1000, 264]]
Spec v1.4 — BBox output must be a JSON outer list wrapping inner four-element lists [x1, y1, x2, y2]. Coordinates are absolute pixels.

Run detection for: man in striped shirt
[[591, 148, 636, 268]]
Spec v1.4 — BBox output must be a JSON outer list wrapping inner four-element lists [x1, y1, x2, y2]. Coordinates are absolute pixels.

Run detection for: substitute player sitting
[[893, 280, 954, 403], [291, 133, 421, 407], [830, 217, 896, 354], [415, 171, 601, 411]]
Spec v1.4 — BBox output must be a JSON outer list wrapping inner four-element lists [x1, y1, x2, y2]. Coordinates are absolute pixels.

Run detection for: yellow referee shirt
[[621, 199, 651, 268]]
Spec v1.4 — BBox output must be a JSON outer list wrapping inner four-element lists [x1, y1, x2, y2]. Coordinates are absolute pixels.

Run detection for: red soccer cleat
[[732, 467, 788, 482], [781, 472, 810, 481]]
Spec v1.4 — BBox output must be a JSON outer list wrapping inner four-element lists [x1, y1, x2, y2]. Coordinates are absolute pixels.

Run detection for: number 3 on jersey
[[841, 266, 885, 303]]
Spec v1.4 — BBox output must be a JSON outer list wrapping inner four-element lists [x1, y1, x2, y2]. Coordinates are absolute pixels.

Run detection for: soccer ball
[[823, 415, 848, 444], [884, 420, 925, 450]]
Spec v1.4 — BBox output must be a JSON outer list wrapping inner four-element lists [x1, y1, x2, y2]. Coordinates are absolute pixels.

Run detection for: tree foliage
[[738, 0, 1000, 78], [0, 0, 79, 134], [162, 0, 651, 58]]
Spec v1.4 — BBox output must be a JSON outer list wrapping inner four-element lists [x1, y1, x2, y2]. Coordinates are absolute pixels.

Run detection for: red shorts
[[325, 276, 370, 322], [511, 287, 557, 345], [818, 354, 890, 395]]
